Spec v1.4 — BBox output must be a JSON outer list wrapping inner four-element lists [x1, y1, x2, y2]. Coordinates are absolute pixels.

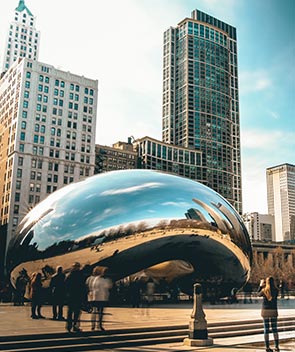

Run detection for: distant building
[[243, 212, 275, 242], [95, 140, 138, 174], [266, 163, 295, 241], [2, 0, 40, 74], [134, 136, 202, 180], [0, 58, 98, 256], [95, 136, 203, 182], [162, 9, 242, 213]]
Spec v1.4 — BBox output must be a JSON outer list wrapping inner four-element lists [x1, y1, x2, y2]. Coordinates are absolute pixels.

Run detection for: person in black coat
[[65, 262, 85, 332], [258, 277, 280, 352], [50, 266, 66, 320], [30, 272, 45, 319]]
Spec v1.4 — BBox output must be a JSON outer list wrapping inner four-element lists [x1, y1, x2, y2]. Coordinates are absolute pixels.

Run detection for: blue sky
[[0, 0, 294, 214]]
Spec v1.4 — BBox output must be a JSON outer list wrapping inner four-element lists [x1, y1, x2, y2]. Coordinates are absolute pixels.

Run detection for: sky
[[0, 0, 294, 214]]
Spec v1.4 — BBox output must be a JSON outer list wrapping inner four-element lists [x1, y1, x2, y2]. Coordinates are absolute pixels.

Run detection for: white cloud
[[241, 129, 294, 150], [161, 201, 191, 207], [100, 182, 163, 196], [239, 70, 273, 94], [269, 111, 280, 120]]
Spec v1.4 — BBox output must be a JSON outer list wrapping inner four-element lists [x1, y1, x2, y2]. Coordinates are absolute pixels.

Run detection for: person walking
[[86, 266, 112, 331], [65, 262, 85, 332], [258, 277, 280, 352], [30, 272, 45, 319], [50, 266, 66, 320]]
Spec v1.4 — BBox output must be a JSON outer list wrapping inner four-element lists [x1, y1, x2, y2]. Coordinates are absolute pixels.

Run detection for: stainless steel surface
[[7, 170, 252, 296]]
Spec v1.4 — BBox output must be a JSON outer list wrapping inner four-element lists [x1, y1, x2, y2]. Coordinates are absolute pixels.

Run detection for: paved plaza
[[0, 298, 294, 351]]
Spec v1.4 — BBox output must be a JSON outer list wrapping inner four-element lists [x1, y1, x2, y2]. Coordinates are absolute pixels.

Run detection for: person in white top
[[86, 266, 112, 330]]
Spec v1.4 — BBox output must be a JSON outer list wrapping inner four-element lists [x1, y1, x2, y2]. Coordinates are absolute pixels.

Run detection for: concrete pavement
[[0, 298, 294, 351]]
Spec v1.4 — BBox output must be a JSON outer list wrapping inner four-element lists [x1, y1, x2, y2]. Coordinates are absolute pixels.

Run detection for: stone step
[[0, 317, 293, 351]]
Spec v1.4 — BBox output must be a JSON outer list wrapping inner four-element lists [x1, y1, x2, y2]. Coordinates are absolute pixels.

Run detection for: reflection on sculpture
[[7, 170, 252, 297]]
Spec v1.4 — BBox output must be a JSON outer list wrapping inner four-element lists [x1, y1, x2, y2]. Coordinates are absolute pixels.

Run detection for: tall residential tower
[[0, 58, 98, 266], [267, 163, 295, 241], [162, 10, 242, 213], [2, 0, 40, 74]]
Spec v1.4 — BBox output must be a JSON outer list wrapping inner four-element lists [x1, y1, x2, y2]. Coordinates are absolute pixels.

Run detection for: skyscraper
[[0, 58, 98, 261], [266, 163, 295, 241], [162, 10, 242, 213], [2, 0, 40, 73]]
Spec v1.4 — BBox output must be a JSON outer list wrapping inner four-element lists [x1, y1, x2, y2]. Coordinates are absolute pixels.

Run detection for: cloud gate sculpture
[[7, 170, 252, 297]]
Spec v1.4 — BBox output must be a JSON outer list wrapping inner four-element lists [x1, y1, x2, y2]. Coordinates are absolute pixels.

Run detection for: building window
[[18, 157, 23, 166]]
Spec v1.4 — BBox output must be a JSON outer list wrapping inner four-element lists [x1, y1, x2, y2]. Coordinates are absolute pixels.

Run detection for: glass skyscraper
[[267, 163, 295, 241], [162, 10, 242, 213]]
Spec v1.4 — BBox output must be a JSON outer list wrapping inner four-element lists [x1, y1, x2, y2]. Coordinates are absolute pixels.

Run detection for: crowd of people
[[9, 263, 158, 333], [2, 267, 290, 348], [24, 262, 114, 333]]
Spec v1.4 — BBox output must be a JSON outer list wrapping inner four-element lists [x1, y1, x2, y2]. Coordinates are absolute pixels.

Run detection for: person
[[230, 287, 238, 303], [258, 277, 280, 352], [86, 266, 112, 331], [65, 262, 85, 332], [30, 272, 45, 319], [14, 272, 28, 306], [129, 278, 142, 308], [279, 279, 287, 299], [145, 278, 155, 307], [50, 266, 66, 320]]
